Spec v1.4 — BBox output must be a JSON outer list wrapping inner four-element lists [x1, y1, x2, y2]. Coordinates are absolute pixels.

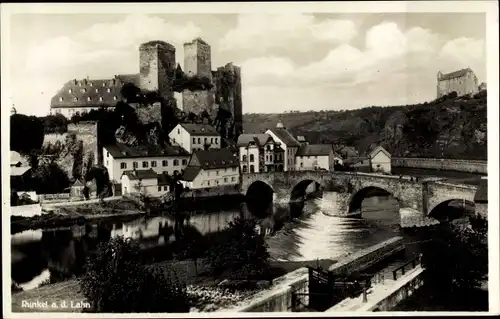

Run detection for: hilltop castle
[[50, 38, 243, 138], [436, 67, 484, 98]]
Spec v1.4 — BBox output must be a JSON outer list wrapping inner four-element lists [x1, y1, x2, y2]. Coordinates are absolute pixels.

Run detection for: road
[[391, 167, 484, 186]]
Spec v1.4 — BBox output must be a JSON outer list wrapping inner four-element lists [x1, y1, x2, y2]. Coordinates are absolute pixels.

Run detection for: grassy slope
[[243, 91, 487, 160]]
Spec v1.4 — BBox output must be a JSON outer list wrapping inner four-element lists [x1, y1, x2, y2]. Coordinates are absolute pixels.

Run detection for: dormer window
[[68, 89, 72, 94], [81, 88, 87, 93], [89, 82, 93, 86], [95, 88, 99, 93], [87, 97, 92, 101], [107, 88, 111, 93], [113, 96, 117, 100], [102, 82, 106, 87], [99, 97, 103, 102], [59, 97, 63, 102], [73, 97, 78, 102]]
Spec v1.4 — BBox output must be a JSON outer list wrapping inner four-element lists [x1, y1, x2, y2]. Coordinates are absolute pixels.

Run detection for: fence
[[392, 256, 421, 281], [38, 193, 71, 203]]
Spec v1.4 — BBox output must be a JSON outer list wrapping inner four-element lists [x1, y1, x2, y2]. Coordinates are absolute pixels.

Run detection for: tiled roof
[[122, 169, 158, 180], [72, 179, 84, 187], [157, 173, 173, 186], [474, 178, 488, 203], [343, 156, 369, 165], [296, 144, 333, 156], [104, 142, 190, 159], [268, 128, 301, 147], [439, 68, 472, 81], [193, 148, 239, 170], [179, 123, 220, 136], [50, 74, 139, 109], [181, 166, 202, 181], [237, 133, 273, 147], [367, 146, 391, 158], [11, 166, 31, 176], [296, 136, 306, 142]]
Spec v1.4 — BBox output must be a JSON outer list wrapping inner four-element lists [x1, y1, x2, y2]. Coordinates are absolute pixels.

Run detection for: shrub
[[205, 217, 270, 279], [79, 236, 189, 313]]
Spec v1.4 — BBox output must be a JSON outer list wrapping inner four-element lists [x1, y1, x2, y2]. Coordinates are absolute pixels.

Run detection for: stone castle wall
[[183, 40, 212, 80], [182, 89, 214, 116], [139, 42, 176, 100], [392, 157, 487, 174]]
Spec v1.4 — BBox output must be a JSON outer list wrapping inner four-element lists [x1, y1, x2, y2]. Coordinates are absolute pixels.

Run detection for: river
[[11, 192, 429, 292]]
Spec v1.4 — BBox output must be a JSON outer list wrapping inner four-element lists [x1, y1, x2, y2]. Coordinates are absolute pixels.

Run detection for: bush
[[79, 237, 189, 313], [205, 217, 270, 279]]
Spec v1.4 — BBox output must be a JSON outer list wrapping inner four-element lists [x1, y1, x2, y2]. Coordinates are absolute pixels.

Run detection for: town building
[[168, 123, 221, 153], [70, 179, 85, 200], [437, 68, 479, 98], [102, 143, 190, 183], [121, 169, 170, 197], [295, 144, 337, 171], [180, 148, 239, 190], [343, 146, 392, 174], [237, 133, 285, 173], [10, 151, 32, 191], [265, 121, 301, 172]]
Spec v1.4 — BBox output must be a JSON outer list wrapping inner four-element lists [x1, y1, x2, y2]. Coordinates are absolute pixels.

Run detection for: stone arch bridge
[[240, 171, 478, 217]]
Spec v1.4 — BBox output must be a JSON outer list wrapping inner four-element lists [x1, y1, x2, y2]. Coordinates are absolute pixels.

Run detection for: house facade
[[437, 68, 479, 98], [237, 133, 285, 173], [368, 146, 392, 174], [121, 169, 169, 197], [168, 123, 221, 153], [103, 143, 190, 183], [295, 144, 336, 171], [180, 148, 239, 190], [265, 121, 300, 172]]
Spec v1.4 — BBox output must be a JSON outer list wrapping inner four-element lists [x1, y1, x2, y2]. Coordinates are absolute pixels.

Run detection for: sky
[[6, 12, 486, 116]]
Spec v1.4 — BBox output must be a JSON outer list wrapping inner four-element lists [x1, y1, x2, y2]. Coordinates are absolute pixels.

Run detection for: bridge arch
[[347, 185, 400, 217], [428, 199, 475, 222], [287, 177, 324, 203]]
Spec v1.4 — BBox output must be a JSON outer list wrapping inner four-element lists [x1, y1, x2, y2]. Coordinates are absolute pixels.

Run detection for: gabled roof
[[181, 166, 202, 182], [179, 123, 220, 136], [104, 142, 190, 159], [10, 151, 23, 166], [343, 156, 369, 165], [11, 166, 31, 177], [72, 179, 85, 187], [267, 128, 300, 147], [474, 178, 488, 203], [157, 173, 173, 186], [368, 146, 391, 159], [296, 144, 333, 156], [50, 74, 140, 109], [122, 169, 158, 180], [192, 148, 239, 170], [237, 133, 273, 147], [439, 68, 473, 81]]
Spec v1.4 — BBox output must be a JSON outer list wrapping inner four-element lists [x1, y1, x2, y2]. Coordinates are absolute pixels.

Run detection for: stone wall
[[139, 41, 176, 100], [426, 181, 477, 215], [131, 102, 162, 126], [392, 157, 487, 174], [182, 89, 214, 116], [475, 203, 488, 218], [68, 122, 99, 167]]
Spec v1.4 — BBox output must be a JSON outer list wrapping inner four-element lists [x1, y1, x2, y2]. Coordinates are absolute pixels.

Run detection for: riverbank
[[11, 258, 336, 313]]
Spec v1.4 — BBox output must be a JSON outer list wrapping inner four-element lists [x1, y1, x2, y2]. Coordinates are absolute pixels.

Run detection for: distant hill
[[243, 91, 487, 160]]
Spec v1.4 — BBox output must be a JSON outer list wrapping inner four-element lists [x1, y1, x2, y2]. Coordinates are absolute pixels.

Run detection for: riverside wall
[[392, 157, 487, 174]]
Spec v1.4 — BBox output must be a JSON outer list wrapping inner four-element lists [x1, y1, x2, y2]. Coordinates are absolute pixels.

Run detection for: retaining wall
[[392, 157, 487, 174]]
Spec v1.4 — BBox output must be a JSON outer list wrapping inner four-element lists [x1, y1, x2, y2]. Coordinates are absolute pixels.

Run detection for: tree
[[205, 217, 270, 279], [72, 140, 84, 181], [10, 114, 44, 155], [79, 237, 189, 313], [85, 166, 112, 197], [31, 161, 70, 194], [421, 214, 488, 303]]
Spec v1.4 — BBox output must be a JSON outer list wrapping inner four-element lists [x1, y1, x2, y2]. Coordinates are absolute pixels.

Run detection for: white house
[[368, 146, 392, 174], [265, 121, 300, 172], [237, 133, 285, 173], [121, 169, 170, 197], [103, 143, 190, 183], [168, 123, 221, 153], [295, 144, 336, 171], [180, 148, 239, 190]]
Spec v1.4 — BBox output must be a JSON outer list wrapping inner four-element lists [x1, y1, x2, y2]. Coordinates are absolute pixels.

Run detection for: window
[[242, 165, 248, 173], [211, 138, 213, 144], [207, 171, 210, 177], [164, 186, 168, 191], [106, 151, 109, 158], [120, 162, 127, 169], [215, 138, 218, 145], [68, 89, 73, 93], [89, 82, 93, 87], [107, 88, 111, 93], [232, 167, 237, 172], [231, 176, 236, 182], [177, 129, 180, 134], [81, 88, 87, 93], [217, 180, 220, 185], [113, 96, 117, 100], [207, 180, 210, 186], [106, 160, 109, 166], [250, 154, 254, 162], [173, 159, 179, 166], [142, 161, 149, 168], [250, 165, 255, 173], [151, 161, 157, 167], [270, 155, 273, 161], [266, 155, 268, 161], [267, 145, 271, 151], [73, 97, 78, 102], [198, 138, 201, 144], [87, 97, 92, 101], [182, 159, 187, 165], [224, 177, 228, 182], [300, 162, 304, 167], [133, 161, 138, 169], [216, 170, 219, 176], [192, 137, 196, 144], [224, 168, 227, 172], [242, 155, 247, 162], [158, 186, 162, 192], [204, 137, 207, 144], [95, 88, 99, 93], [59, 97, 64, 102], [162, 160, 168, 167], [102, 82, 106, 87], [99, 97, 103, 101]]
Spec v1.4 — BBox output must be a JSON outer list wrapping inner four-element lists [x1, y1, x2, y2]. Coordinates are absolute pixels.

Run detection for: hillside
[[243, 91, 487, 160]]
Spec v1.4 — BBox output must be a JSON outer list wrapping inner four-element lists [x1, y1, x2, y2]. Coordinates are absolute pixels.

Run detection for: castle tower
[[139, 41, 176, 101], [183, 38, 212, 81], [182, 38, 214, 116]]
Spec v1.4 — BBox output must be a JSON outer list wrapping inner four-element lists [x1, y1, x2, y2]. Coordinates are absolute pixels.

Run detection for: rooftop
[[122, 169, 158, 180], [237, 133, 273, 147], [193, 148, 239, 170], [11, 166, 31, 176], [296, 144, 333, 156], [181, 166, 202, 182], [179, 123, 220, 136], [439, 68, 473, 81], [10, 151, 24, 166], [104, 142, 190, 159], [268, 128, 301, 147]]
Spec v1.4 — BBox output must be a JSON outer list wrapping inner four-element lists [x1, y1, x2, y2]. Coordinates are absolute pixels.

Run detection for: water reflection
[[11, 194, 413, 291]]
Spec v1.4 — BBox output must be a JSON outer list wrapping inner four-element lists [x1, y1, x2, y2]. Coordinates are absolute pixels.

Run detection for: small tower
[[139, 41, 176, 101], [183, 37, 212, 81], [437, 71, 442, 80]]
